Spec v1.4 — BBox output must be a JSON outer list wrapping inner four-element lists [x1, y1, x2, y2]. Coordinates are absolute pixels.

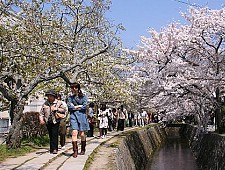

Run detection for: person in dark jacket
[[87, 102, 95, 137]]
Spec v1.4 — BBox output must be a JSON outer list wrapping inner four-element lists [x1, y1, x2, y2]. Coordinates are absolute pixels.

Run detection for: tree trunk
[[9, 101, 16, 125], [6, 99, 25, 148], [215, 87, 224, 133]]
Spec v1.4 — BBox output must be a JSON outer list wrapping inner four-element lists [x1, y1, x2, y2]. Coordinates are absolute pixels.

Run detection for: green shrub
[[22, 112, 48, 139], [22, 135, 49, 147]]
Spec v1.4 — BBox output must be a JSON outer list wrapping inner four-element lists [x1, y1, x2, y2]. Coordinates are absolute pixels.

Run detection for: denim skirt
[[70, 111, 90, 131]]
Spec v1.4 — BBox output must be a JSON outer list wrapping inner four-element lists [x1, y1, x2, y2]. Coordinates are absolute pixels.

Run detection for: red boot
[[72, 141, 78, 158], [80, 140, 86, 155]]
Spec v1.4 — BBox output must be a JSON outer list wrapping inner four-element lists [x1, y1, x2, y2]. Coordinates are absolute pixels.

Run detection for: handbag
[[55, 101, 65, 119], [89, 117, 96, 125], [55, 112, 65, 119]]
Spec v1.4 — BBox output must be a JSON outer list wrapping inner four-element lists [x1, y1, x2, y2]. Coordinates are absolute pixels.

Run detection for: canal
[[146, 136, 199, 170]]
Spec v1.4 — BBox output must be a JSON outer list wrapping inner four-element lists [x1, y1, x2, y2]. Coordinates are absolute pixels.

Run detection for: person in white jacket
[[98, 104, 108, 138]]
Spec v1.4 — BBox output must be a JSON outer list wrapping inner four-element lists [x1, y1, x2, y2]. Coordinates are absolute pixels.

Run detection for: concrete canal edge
[[86, 124, 225, 170], [181, 124, 225, 170], [85, 125, 168, 170], [115, 126, 165, 170]]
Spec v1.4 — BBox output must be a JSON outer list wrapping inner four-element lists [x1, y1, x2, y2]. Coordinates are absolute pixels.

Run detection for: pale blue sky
[[106, 0, 224, 49]]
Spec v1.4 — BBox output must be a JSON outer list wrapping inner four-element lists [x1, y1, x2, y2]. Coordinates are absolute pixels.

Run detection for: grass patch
[[22, 135, 49, 147], [0, 135, 49, 163], [146, 123, 157, 129], [0, 144, 34, 162], [83, 147, 99, 170], [109, 143, 118, 148]]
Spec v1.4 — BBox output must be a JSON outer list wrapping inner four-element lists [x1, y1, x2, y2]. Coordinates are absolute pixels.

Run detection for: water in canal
[[146, 136, 199, 170]]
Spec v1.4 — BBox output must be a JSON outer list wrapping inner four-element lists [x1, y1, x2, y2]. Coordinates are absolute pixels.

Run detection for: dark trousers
[[59, 118, 67, 147], [87, 123, 94, 137], [108, 118, 113, 131], [102, 128, 107, 136], [117, 119, 125, 131], [112, 119, 117, 130], [128, 118, 133, 127], [46, 122, 60, 152]]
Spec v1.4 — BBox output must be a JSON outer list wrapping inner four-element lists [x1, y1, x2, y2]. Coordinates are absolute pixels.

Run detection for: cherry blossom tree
[[128, 7, 225, 132], [0, 0, 131, 148]]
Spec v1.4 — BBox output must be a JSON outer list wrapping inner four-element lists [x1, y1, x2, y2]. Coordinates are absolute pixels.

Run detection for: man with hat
[[39, 89, 66, 154]]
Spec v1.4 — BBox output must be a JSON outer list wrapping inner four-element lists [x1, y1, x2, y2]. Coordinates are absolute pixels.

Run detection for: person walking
[[87, 102, 95, 137], [107, 109, 113, 131], [67, 82, 89, 158], [117, 105, 126, 131], [128, 111, 134, 127], [141, 110, 147, 127], [39, 89, 66, 154], [112, 108, 118, 130], [57, 94, 69, 150], [98, 103, 108, 138]]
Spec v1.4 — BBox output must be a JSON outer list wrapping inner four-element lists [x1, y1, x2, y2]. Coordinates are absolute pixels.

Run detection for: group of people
[[133, 111, 162, 127], [39, 82, 157, 158], [86, 108, 163, 139], [39, 82, 89, 158], [86, 104, 129, 139]]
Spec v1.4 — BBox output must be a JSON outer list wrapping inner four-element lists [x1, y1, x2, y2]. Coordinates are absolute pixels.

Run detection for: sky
[[106, 0, 225, 49]]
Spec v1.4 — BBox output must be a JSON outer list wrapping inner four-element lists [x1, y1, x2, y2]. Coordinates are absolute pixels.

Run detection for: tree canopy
[[0, 0, 133, 148], [127, 7, 225, 130]]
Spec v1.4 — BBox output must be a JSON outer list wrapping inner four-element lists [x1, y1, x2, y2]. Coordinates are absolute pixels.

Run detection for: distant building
[[0, 111, 10, 134], [24, 98, 45, 113], [0, 96, 45, 134]]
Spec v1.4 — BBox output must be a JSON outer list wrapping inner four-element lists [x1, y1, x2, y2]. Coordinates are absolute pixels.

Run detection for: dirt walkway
[[86, 129, 138, 170]]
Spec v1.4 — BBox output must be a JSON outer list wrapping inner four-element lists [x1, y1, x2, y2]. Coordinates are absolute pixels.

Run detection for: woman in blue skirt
[[67, 82, 89, 158]]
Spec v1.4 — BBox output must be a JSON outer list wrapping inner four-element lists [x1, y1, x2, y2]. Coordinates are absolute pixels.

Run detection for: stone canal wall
[[114, 125, 168, 170], [114, 124, 225, 170], [180, 124, 225, 170]]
